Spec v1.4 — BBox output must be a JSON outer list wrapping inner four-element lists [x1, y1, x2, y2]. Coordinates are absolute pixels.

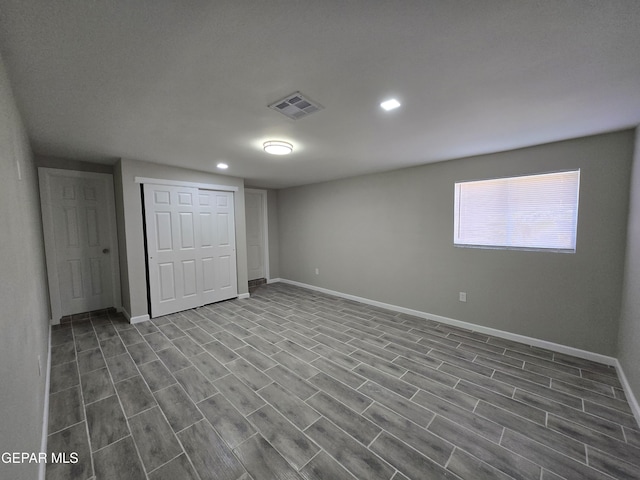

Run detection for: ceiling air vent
[[268, 91, 324, 120]]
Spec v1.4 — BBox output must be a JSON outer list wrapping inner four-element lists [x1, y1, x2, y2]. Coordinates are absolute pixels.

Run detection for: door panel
[[202, 257, 215, 292], [84, 186, 97, 201], [155, 212, 173, 250], [62, 185, 75, 200], [86, 208, 99, 246], [178, 192, 193, 205], [64, 207, 79, 247], [183, 260, 197, 297], [218, 255, 232, 288], [200, 212, 213, 247], [155, 190, 170, 204], [89, 258, 103, 295], [217, 213, 230, 245], [179, 212, 195, 249], [159, 263, 176, 301], [69, 260, 83, 299]]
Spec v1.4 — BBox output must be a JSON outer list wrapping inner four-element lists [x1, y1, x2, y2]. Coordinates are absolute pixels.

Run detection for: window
[[454, 170, 580, 252]]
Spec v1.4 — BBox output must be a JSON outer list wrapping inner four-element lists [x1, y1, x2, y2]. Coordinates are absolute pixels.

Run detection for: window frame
[[453, 169, 581, 253]]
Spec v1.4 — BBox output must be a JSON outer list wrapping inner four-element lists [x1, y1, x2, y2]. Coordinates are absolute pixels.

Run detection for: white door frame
[[39, 168, 122, 324], [245, 188, 269, 281]]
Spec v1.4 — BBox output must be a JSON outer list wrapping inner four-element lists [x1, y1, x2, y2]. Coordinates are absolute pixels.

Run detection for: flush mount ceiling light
[[216, 162, 228, 169], [380, 98, 401, 111], [263, 141, 293, 155]]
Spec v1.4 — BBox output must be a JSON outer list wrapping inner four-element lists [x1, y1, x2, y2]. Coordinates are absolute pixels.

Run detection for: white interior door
[[144, 184, 238, 317], [39, 169, 121, 321], [144, 184, 200, 316], [245, 189, 266, 281], [199, 190, 238, 304]]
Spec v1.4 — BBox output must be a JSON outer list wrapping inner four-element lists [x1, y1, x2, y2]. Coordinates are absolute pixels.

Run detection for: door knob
[[102, 248, 110, 254]]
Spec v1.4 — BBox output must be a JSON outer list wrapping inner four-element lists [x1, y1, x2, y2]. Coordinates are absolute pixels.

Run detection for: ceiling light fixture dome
[[380, 98, 401, 111], [263, 141, 293, 155]]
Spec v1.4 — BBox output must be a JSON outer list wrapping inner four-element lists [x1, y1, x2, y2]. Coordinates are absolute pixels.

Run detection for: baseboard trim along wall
[[39, 326, 52, 480], [130, 314, 150, 324], [614, 359, 640, 429], [238, 293, 251, 300], [272, 278, 640, 426], [121, 308, 150, 325]]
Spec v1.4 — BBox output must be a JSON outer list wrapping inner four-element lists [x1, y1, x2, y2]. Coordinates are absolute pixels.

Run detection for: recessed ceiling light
[[263, 141, 293, 155], [217, 162, 228, 169], [380, 98, 401, 111]]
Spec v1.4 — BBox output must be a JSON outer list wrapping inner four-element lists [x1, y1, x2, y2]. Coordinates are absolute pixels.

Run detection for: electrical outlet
[[315, 268, 319, 275], [459, 292, 467, 302]]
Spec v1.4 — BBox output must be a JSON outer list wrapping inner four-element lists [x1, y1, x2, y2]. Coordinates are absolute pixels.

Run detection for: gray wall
[[0, 55, 50, 480], [278, 130, 634, 356], [618, 128, 640, 417], [115, 158, 248, 319], [35, 154, 114, 174]]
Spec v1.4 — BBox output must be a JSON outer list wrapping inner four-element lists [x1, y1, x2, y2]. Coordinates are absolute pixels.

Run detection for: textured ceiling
[[0, 1, 639, 188]]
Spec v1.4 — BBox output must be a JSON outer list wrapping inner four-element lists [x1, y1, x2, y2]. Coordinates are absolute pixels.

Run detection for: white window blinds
[[454, 170, 580, 252]]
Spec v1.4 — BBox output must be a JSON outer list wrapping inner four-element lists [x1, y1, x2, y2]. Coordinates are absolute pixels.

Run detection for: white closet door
[[199, 190, 238, 305], [144, 184, 202, 316], [144, 184, 238, 317]]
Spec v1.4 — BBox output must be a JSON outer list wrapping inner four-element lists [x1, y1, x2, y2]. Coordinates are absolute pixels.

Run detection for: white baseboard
[[614, 359, 640, 429], [267, 277, 283, 284], [121, 308, 150, 324], [238, 293, 250, 300], [39, 325, 52, 480], [130, 314, 150, 324], [273, 278, 617, 366]]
